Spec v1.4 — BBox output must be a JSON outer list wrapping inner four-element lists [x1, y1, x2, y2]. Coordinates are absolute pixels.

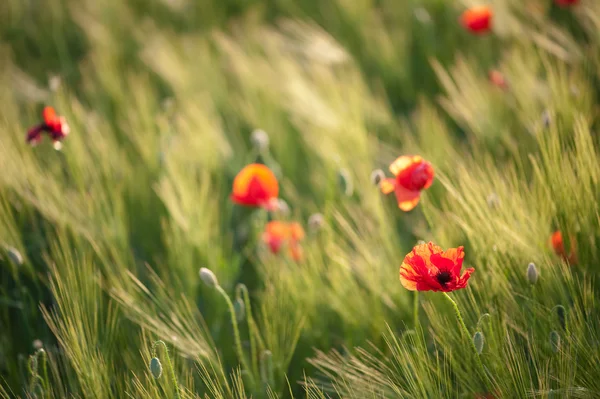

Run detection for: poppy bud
[[414, 7, 432, 24], [473, 331, 485, 354], [275, 199, 290, 216], [549, 331, 560, 353], [32, 340, 43, 350], [260, 350, 274, 385], [6, 246, 23, 265], [234, 297, 245, 322], [541, 110, 551, 128], [250, 129, 270, 153], [149, 357, 163, 379], [370, 169, 385, 186], [308, 213, 324, 232], [554, 305, 566, 331], [199, 268, 219, 288], [486, 193, 500, 209], [527, 262, 538, 285], [337, 168, 353, 196], [49, 75, 62, 91]]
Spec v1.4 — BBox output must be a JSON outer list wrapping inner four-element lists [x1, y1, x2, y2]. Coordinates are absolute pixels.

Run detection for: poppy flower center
[[436, 271, 453, 286]]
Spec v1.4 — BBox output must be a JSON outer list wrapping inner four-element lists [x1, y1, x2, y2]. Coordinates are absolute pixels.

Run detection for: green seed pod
[[234, 297, 245, 322], [554, 305, 566, 331], [150, 357, 163, 379], [6, 247, 23, 266], [473, 331, 485, 354], [337, 168, 353, 196], [199, 268, 219, 288], [549, 331, 560, 353], [370, 169, 385, 186], [526, 262, 538, 285]]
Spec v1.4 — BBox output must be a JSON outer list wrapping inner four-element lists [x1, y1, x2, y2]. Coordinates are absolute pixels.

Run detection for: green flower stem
[[216, 285, 254, 384], [38, 349, 49, 399], [236, 284, 263, 379], [443, 293, 487, 381], [152, 340, 182, 399], [413, 291, 420, 330]]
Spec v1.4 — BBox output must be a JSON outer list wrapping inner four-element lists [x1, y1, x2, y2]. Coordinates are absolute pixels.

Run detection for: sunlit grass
[[1, 0, 600, 398]]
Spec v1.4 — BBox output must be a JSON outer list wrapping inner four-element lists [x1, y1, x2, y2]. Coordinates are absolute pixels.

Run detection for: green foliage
[[1, 0, 600, 398]]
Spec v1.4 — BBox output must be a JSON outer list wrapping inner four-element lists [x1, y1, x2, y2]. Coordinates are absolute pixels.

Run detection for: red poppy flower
[[231, 164, 279, 210], [488, 70, 508, 90], [27, 106, 70, 149], [262, 221, 305, 261], [379, 155, 434, 211], [555, 0, 578, 7], [399, 242, 474, 292], [461, 6, 493, 34], [550, 231, 577, 264]]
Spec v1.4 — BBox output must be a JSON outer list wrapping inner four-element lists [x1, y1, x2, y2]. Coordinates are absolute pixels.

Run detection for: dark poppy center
[[436, 271, 452, 286]]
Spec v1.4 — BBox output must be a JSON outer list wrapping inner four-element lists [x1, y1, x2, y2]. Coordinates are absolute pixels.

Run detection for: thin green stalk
[[236, 283, 262, 379], [443, 292, 487, 382], [413, 291, 420, 330], [152, 340, 182, 399], [216, 285, 254, 384]]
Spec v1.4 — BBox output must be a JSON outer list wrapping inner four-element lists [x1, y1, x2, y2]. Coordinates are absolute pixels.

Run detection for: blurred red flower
[[489, 70, 508, 90], [27, 106, 70, 149], [461, 6, 493, 34], [550, 231, 577, 264], [400, 242, 474, 292], [263, 221, 305, 261], [231, 164, 279, 210], [380, 155, 434, 211], [555, 0, 579, 7]]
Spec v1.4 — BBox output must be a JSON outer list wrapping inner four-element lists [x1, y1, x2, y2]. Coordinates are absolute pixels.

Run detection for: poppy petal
[[394, 184, 421, 211], [289, 222, 305, 241], [43, 106, 58, 125], [26, 124, 45, 144], [390, 155, 421, 176], [232, 164, 279, 207], [380, 178, 396, 195]]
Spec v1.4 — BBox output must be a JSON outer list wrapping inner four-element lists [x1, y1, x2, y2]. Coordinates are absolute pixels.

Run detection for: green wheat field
[[1, 0, 600, 397]]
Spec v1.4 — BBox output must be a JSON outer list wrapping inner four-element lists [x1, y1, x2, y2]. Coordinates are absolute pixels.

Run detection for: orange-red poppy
[[231, 164, 279, 210], [380, 155, 434, 211], [262, 221, 305, 261], [555, 0, 578, 6], [27, 106, 70, 148], [488, 70, 507, 90], [461, 6, 493, 34], [550, 231, 577, 264], [400, 242, 474, 292]]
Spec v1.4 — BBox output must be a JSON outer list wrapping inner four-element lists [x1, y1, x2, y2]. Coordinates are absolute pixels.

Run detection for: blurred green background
[[1, 0, 600, 397]]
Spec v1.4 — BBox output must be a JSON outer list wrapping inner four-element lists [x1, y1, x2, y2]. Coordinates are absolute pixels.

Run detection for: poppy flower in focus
[[27, 106, 70, 150], [550, 231, 577, 264], [399, 242, 474, 292], [489, 70, 508, 90], [555, 0, 579, 7], [461, 6, 493, 34], [231, 164, 279, 210], [262, 221, 305, 261], [379, 155, 434, 211]]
